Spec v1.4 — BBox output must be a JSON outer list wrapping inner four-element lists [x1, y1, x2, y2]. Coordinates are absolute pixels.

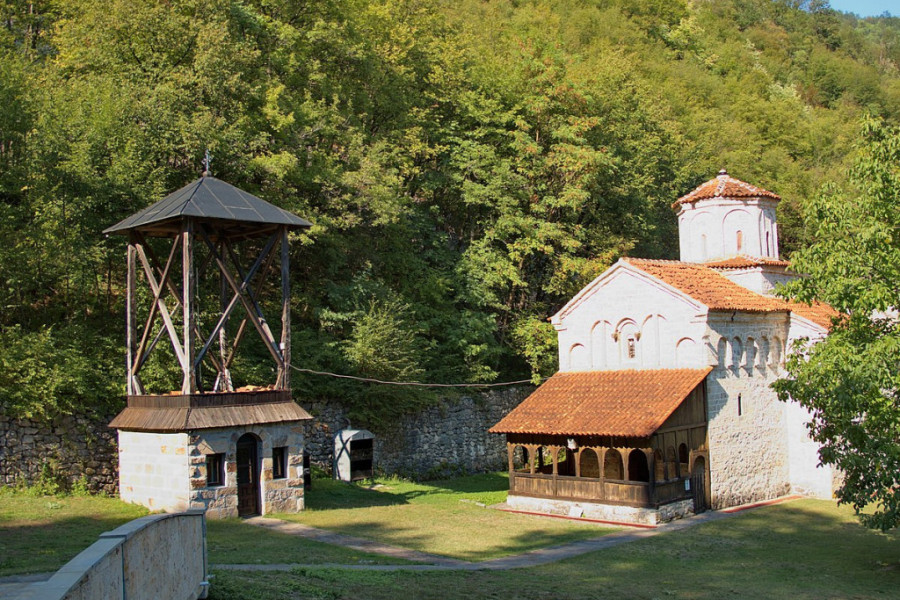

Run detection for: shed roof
[[489, 368, 711, 437], [103, 176, 311, 237], [109, 390, 312, 432]]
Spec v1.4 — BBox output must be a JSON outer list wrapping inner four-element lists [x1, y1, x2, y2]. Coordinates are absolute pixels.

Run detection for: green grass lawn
[[277, 472, 617, 561], [0, 488, 149, 576], [0, 487, 411, 576], [210, 499, 900, 600], [206, 519, 412, 566]]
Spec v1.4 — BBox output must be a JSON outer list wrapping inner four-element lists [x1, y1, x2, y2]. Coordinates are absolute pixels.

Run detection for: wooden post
[[217, 240, 231, 391], [182, 219, 195, 394], [279, 226, 291, 390], [126, 239, 137, 396]]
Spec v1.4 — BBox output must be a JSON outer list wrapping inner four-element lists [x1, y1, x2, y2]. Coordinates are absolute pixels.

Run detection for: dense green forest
[[1, 0, 899, 425]]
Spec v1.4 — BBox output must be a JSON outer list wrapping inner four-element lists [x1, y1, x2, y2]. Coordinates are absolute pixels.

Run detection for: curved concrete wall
[[21, 510, 207, 600]]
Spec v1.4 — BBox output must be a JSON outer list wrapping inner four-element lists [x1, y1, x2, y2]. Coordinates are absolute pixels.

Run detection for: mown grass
[[0, 488, 149, 576], [0, 488, 410, 576], [277, 472, 617, 561], [210, 499, 900, 600], [206, 519, 412, 566]]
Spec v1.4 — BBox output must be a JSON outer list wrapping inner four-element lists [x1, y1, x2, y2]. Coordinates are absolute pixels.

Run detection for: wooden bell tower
[[104, 176, 311, 395], [106, 175, 314, 518]]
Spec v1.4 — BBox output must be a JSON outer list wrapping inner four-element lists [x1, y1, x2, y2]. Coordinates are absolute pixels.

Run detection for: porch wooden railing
[[509, 471, 691, 508]]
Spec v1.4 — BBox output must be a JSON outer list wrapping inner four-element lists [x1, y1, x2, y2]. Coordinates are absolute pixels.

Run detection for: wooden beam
[[132, 235, 180, 377], [216, 241, 231, 392], [136, 323, 166, 372], [279, 226, 291, 390], [199, 231, 284, 368], [126, 240, 140, 395], [223, 239, 279, 345], [182, 219, 195, 394], [195, 230, 280, 373], [134, 241, 188, 371]]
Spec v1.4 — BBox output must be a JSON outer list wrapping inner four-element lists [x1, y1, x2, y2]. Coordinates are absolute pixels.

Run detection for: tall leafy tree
[[774, 116, 900, 530]]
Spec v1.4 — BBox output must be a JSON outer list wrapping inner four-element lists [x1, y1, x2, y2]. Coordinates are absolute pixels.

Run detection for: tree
[[774, 115, 900, 530]]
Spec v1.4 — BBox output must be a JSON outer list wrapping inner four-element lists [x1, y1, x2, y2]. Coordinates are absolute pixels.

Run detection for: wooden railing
[[510, 472, 690, 507]]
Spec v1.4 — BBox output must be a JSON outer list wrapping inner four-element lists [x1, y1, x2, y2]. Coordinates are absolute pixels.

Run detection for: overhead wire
[[289, 364, 543, 388]]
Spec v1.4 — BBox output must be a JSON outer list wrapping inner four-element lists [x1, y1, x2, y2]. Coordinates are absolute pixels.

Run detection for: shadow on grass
[[0, 514, 140, 576], [206, 519, 414, 565], [305, 472, 510, 511], [550, 499, 900, 598], [210, 501, 900, 600], [304, 478, 411, 510]]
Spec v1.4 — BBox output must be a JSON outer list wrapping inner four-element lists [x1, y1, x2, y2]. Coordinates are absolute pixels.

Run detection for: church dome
[[675, 170, 782, 264], [673, 169, 780, 209]]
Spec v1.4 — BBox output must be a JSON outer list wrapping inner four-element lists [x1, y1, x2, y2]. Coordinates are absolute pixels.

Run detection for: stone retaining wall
[[1, 386, 531, 492], [301, 387, 531, 479], [0, 412, 118, 494]]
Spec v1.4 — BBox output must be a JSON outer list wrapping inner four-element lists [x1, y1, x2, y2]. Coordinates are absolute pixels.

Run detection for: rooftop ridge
[[673, 171, 781, 208]]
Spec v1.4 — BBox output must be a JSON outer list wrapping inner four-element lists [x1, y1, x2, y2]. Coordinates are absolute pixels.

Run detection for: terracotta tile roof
[[673, 170, 780, 208], [704, 255, 791, 269], [624, 258, 838, 328], [623, 258, 788, 313], [490, 368, 712, 437], [785, 300, 841, 330]]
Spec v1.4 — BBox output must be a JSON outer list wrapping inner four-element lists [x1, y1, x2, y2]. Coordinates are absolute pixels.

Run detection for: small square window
[[206, 453, 225, 487], [272, 446, 288, 480]]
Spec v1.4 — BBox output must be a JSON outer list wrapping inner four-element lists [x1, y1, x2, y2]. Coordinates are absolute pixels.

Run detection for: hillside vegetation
[[1, 0, 898, 426]]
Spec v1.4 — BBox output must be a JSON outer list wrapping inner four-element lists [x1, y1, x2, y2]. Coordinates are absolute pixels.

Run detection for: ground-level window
[[206, 453, 225, 487], [273, 446, 288, 479]]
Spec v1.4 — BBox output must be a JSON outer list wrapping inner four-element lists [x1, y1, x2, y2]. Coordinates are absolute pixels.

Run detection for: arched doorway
[[236, 433, 261, 516], [691, 456, 708, 513], [627, 449, 649, 482]]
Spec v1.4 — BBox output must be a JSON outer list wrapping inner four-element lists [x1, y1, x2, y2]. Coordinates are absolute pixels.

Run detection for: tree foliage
[[1, 1, 900, 426], [774, 116, 900, 530]]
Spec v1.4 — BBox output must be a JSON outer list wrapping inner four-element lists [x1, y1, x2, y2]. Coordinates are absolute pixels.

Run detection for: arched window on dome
[[736, 230, 743, 253], [700, 234, 707, 260], [766, 231, 771, 256]]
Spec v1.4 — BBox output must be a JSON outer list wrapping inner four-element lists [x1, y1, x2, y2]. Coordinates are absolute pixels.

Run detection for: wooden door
[[691, 457, 707, 513], [236, 434, 260, 516]]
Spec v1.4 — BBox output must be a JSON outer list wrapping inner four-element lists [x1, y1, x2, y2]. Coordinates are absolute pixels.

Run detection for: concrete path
[[242, 516, 470, 567], [0, 573, 55, 599], [219, 505, 737, 573]]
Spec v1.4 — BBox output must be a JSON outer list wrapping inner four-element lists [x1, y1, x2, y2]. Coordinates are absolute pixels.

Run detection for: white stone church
[[492, 170, 837, 524]]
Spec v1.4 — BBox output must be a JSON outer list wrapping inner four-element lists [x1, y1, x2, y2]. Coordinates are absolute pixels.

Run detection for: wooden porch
[[509, 471, 691, 508]]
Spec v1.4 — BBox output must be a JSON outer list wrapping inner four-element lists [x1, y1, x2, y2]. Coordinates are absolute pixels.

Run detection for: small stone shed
[[491, 368, 711, 525], [106, 175, 313, 518]]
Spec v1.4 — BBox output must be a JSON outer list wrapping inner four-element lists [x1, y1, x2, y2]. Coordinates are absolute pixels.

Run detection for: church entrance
[[691, 456, 708, 513], [236, 433, 261, 517]]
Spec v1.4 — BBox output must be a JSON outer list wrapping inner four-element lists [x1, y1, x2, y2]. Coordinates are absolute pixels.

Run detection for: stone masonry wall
[[1, 387, 531, 493], [188, 423, 306, 518], [0, 411, 119, 494], [705, 314, 792, 508], [303, 387, 532, 479]]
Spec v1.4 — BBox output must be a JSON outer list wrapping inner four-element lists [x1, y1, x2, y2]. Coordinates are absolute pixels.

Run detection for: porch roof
[[490, 368, 711, 437]]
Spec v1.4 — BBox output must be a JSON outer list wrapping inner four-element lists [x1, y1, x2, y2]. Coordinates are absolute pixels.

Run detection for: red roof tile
[[673, 170, 780, 208], [623, 258, 788, 313], [704, 255, 791, 269], [624, 258, 837, 329], [490, 368, 712, 437], [785, 300, 841, 330]]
